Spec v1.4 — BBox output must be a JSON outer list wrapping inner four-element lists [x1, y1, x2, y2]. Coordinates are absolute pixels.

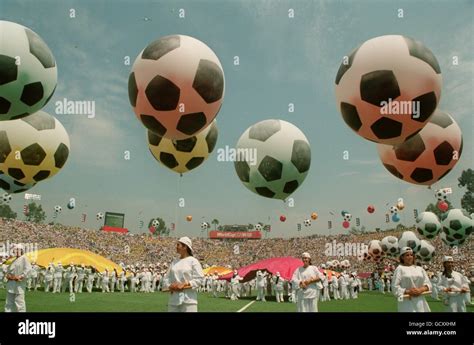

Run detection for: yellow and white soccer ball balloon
[[148, 120, 218, 174]]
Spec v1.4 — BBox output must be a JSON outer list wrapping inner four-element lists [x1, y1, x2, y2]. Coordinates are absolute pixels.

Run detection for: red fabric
[[101, 226, 128, 234], [220, 257, 303, 282]]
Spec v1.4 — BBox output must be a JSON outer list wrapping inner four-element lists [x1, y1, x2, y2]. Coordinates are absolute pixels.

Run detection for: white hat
[[399, 247, 413, 256], [302, 252, 311, 259], [321, 264, 326, 268], [178, 236, 193, 253], [443, 256, 454, 263]]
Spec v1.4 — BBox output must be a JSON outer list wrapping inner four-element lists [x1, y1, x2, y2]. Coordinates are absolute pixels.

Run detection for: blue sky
[[1, 0, 472, 238]]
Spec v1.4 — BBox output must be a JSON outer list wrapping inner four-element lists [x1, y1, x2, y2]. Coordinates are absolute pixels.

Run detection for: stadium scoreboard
[[104, 212, 125, 228]]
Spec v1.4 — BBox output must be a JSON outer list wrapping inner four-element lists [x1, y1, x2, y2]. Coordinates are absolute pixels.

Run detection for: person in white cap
[[162, 237, 204, 312], [391, 247, 431, 312], [438, 256, 470, 312], [44, 263, 54, 292], [4, 244, 31, 312], [75, 264, 86, 293], [273, 272, 285, 303], [230, 270, 242, 300], [291, 252, 324, 312]]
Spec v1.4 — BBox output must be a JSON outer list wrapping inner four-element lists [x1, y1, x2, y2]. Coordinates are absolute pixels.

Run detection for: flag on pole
[[413, 209, 418, 219], [171, 223, 175, 231], [356, 218, 360, 226], [385, 214, 390, 223], [328, 221, 332, 229], [81, 213, 86, 222], [23, 205, 29, 216], [297, 223, 301, 231]]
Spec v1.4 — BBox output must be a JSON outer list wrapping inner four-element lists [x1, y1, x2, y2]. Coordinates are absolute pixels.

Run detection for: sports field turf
[[0, 289, 472, 312]]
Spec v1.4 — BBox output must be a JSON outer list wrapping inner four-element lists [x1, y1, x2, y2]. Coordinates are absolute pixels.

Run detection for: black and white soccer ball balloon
[[255, 224, 262, 231], [440, 209, 473, 245], [96, 212, 104, 220], [380, 236, 399, 257], [304, 219, 311, 227], [343, 213, 352, 222], [398, 231, 421, 253], [1, 193, 12, 203], [435, 189, 448, 201], [416, 211, 442, 239], [415, 240, 435, 263], [390, 206, 399, 214], [0, 21, 57, 120], [200, 221, 209, 230], [151, 219, 160, 228], [54, 205, 62, 213], [234, 119, 311, 201]]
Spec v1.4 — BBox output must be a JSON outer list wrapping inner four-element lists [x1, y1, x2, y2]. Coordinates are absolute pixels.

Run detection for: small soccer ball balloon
[[0, 21, 57, 120], [398, 231, 421, 253], [440, 209, 473, 245], [54, 205, 62, 213], [342, 221, 350, 229], [381, 236, 399, 257], [1, 193, 12, 203], [367, 205, 375, 213], [335, 35, 441, 145], [186, 215, 192, 222], [234, 119, 311, 201], [255, 224, 262, 231], [96, 212, 104, 220], [304, 219, 311, 227], [435, 189, 449, 201], [311, 212, 318, 220], [415, 211, 442, 239], [152, 219, 160, 228], [377, 110, 463, 185], [279, 215, 286, 222], [415, 240, 435, 263], [390, 206, 399, 214], [200, 221, 209, 230], [343, 213, 352, 222], [128, 35, 225, 140], [392, 214, 400, 222]]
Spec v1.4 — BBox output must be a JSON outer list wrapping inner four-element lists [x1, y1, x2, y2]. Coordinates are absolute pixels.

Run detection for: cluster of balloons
[[0, 21, 70, 196], [341, 210, 352, 229], [335, 35, 462, 186], [128, 35, 224, 176], [362, 230, 436, 264], [416, 207, 472, 247], [294, 212, 317, 226]]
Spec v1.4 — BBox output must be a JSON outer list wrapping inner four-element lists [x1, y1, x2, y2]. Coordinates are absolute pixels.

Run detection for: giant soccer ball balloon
[[335, 35, 441, 145], [128, 35, 224, 140], [234, 119, 311, 200], [415, 211, 442, 239], [377, 110, 462, 185], [368, 240, 383, 262], [398, 231, 421, 253], [0, 21, 57, 120], [148, 120, 218, 174], [0, 171, 35, 193], [440, 209, 473, 246], [0, 111, 70, 186]]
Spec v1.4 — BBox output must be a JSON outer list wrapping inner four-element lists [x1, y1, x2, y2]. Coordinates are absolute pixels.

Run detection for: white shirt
[[6, 255, 32, 294], [392, 265, 431, 312], [164, 256, 204, 306], [438, 271, 469, 293], [291, 265, 324, 300]]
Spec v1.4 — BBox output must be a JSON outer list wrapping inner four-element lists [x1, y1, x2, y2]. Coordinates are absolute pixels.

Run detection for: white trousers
[[168, 304, 198, 312], [445, 295, 467, 312], [275, 290, 284, 303], [5, 292, 26, 312], [297, 298, 318, 312], [256, 287, 266, 301]]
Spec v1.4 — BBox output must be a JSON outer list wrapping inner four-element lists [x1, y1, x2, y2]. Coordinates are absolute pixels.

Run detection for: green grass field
[[1, 289, 473, 312]]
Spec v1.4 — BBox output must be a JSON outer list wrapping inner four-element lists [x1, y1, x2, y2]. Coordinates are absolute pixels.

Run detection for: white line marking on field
[[237, 300, 255, 313]]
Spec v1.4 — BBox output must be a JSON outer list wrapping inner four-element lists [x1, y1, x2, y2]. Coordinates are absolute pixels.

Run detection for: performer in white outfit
[[75, 264, 86, 293], [85, 267, 95, 293], [438, 256, 470, 312], [291, 252, 324, 312], [4, 244, 31, 312], [273, 272, 285, 303], [101, 269, 110, 293], [52, 262, 63, 293], [44, 264, 54, 292], [255, 270, 267, 302], [163, 237, 204, 312], [330, 274, 339, 300], [391, 247, 431, 312], [230, 270, 242, 300]]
